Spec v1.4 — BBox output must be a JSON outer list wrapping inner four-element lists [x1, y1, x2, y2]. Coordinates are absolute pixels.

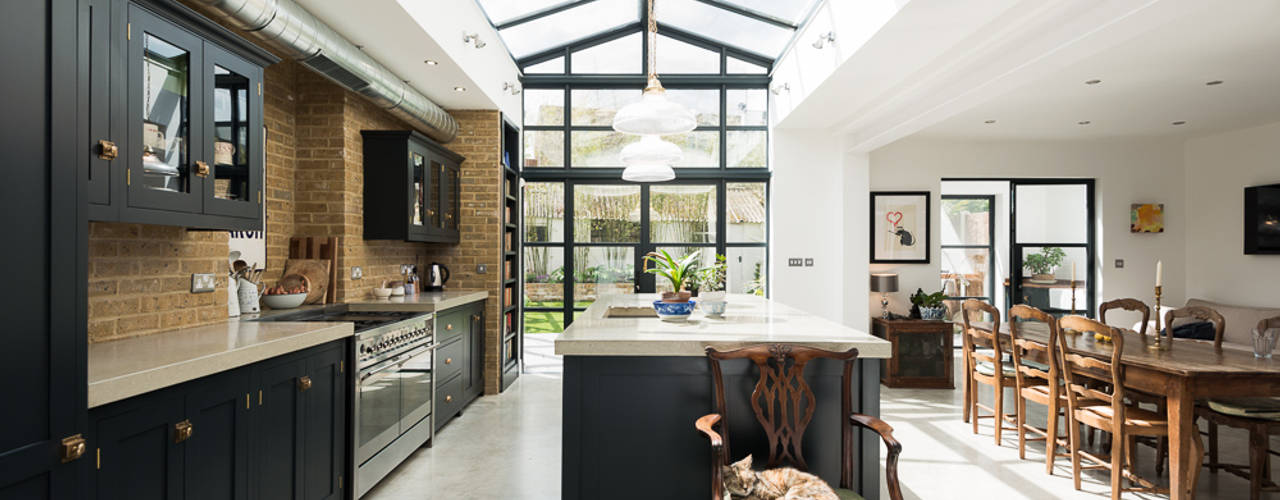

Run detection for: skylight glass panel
[[498, 0, 639, 59], [718, 0, 816, 24], [476, 0, 567, 26], [524, 56, 565, 74], [656, 0, 793, 58], [655, 35, 719, 74], [726, 56, 767, 74], [571, 33, 641, 74]]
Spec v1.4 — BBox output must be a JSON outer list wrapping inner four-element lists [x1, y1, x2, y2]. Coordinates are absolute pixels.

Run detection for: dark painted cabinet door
[[91, 394, 185, 500], [184, 369, 252, 500], [0, 1, 87, 499], [466, 308, 485, 398], [201, 43, 264, 219], [81, 0, 123, 214], [251, 357, 306, 500], [301, 346, 345, 500]]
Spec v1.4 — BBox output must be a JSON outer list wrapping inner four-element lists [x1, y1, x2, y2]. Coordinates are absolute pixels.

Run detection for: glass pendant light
[[616, 0, 693, 182]]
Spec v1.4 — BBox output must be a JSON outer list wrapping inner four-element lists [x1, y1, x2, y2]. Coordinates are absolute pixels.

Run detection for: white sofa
[[1134, 298, 1280, 351]]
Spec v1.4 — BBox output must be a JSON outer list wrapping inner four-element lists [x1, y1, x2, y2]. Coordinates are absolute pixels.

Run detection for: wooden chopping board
[[283, 259, 330, 305]]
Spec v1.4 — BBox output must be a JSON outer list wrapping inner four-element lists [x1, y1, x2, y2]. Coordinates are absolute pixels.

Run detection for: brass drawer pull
[[446, 324, 454, 331], [97, 140, 118, 160], [61, 434, 87, 463], [174, 420, 193, 443], [445, 358, 453, 365], [445, 395, 452, 403], [472, 314, 481, 322], [298, 376, 312, 391], [194, 160, 210, 177]]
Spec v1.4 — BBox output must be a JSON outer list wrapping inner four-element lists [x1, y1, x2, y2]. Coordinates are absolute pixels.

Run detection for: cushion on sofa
[[1186, 298, 1280, 347]]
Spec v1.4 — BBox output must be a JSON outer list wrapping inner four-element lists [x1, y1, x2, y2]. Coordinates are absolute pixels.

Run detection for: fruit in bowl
[[261, 283, 308, 310]]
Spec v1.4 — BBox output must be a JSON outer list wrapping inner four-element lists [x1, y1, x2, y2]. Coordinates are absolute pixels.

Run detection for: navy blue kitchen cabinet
[[434, 302, 485, 431], [86, 340, 349, 500]]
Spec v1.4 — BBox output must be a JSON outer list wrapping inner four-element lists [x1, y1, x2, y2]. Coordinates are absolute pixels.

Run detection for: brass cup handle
[[174, 420, 193, 443], [61, 434, 87, 463], [194, 160, 210, 177], [445, 395, 452, 403], [298, 376, 313, 391], [445, 358, 453, 365], [98, 140, 118, 160]]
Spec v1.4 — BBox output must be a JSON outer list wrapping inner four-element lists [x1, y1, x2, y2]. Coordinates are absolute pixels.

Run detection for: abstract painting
[[1131, 203, 1164, 233], [871, 192, 931, 263]]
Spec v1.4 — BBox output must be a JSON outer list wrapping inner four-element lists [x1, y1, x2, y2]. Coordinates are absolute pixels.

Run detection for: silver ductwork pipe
[[196, 0, 459, 142]]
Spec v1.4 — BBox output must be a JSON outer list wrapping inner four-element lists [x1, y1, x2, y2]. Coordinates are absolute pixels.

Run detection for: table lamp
[[871, 273, 899, 319]]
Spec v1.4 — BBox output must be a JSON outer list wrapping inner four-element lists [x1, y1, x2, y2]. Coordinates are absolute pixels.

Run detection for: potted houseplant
[[909, 288, 948, 320], [1024, 247, 1066, 283], [695, 254, 728, 316], [643, 250, 700, 320]]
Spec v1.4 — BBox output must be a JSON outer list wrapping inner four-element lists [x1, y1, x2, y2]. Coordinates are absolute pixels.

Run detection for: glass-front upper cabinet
[[86, 1, 274, 230], [362, 130, 464, 243]]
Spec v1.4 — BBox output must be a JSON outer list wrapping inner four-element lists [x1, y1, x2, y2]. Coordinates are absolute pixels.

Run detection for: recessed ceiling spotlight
[[1077, 121, 1091, 125], [984, 120, 996, 124], [1171, 120, 1187, 125], [453, 86, 467, 92], [424, 59, 439, 66], [1206, 80, 1224, 86], [1085, 79, 1102, 85]]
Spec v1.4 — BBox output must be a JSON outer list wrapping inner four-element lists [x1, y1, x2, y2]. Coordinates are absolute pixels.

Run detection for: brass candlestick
[[1147, 285, 1167, 351], [1069, 280, 1077, 314]]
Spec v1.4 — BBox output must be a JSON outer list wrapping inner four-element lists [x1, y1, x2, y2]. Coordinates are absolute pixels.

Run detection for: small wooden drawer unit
[[871, 318, 954, 389]]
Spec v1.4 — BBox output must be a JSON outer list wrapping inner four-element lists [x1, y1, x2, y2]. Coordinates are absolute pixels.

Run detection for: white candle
[[1071, 262, 1076, 284], [1156, 260, 1163, 287]]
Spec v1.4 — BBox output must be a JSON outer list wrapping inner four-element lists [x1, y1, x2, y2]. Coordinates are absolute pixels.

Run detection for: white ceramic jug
[[237, 277, 264, 314], [227, 276, 241, 317]]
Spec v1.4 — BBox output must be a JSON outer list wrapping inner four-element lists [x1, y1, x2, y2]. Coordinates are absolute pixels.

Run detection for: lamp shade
[[870, 273, 899, 293], [612, 89, 697, 136]]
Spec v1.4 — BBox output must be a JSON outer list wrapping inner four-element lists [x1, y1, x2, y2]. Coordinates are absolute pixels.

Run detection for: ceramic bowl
[[701, 300, 727, 316], [653, 300, 697, 321], [372, 287, 394, 299], [261, 292, 307, 310]]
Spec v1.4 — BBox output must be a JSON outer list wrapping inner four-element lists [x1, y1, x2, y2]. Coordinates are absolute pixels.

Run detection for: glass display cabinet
[[361, 130, 464, 243]]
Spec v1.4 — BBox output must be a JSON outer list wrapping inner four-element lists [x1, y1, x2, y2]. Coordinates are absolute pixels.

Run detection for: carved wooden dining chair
[[695, 345, 904, 500], [1057, 315, 1198, 499], [961, 299, 1018, 445], [1164, 306, 1227, 349], [1008, 304, 1071, 474], [1099, 298, 1150, 337], [1098, 298, 1167, 466]]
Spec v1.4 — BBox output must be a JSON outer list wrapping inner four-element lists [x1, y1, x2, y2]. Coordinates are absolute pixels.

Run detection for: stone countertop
[[88, 319, 353, 408], [345, 290, 489, 312], [554, 294, 892, 358]]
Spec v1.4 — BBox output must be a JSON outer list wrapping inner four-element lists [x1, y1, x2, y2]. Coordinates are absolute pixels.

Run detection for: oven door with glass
[[356, 355, 402, 464], [397, 345, 434, 431]]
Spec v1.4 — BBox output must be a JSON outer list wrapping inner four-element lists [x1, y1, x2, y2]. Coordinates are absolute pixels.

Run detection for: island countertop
[[554, 293, 891, 357]]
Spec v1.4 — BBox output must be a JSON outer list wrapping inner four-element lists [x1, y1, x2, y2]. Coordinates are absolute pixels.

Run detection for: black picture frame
[[1245, 183, 1280, 255], [870, 191, 931, 264]]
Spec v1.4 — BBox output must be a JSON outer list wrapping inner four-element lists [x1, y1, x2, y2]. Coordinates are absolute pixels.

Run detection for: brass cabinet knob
[[445, 358, 452, 365], [97, 140, 118, 160], [471, 314, 481, 322], [427, 209, 436, 216], [445, 395, 452, 403], [194, 160, 210, 177], [174, 420, 193, 443], [61, 434, 87, 463], [298, 376, 312, 391], [446, 324, 453, 331]]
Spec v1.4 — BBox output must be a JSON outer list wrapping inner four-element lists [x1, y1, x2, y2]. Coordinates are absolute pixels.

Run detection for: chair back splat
[[706, 344, 860, 486], [1099, 298, 1151, 336], [1165, 306, 1227, 348]]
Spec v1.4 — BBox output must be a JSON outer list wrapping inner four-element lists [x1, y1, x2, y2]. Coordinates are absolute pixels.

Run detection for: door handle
[[298, 375, 313, 391], [194, 160, 210, 177], [472, 314, 481, 322], [174, 420, 193, 443], [61, 434, 87, 463], [97, 140, 118, 160]]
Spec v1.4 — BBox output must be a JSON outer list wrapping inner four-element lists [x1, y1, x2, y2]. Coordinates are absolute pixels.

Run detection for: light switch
[[191, 273, 216, 293], [787, 258, 803, 267], [804, 258, 814, 267], [1114, 259, 1125, 269]]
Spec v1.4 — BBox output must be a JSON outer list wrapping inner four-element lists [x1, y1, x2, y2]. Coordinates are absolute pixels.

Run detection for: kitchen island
[[555, 294, 892, 500]]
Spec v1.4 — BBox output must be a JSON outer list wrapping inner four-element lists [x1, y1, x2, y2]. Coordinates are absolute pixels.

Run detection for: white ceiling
[[294, 0, 508, 111], [916, 0, 1280, 140]]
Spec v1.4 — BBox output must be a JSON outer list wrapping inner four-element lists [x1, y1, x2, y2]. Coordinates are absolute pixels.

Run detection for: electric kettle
[[426, 263, 450, 291]]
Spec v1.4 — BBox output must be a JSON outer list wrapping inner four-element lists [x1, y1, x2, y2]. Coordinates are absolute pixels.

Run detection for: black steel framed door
[[1009, 179, 1096, 317]]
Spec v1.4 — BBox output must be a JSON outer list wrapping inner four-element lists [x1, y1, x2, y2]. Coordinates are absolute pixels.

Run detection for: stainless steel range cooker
[[260, 306, 436, 497]]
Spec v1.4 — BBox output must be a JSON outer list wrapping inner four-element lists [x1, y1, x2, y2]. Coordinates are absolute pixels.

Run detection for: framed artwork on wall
[[1131, 203, 1164, 233], [871, 191, 930, 263]]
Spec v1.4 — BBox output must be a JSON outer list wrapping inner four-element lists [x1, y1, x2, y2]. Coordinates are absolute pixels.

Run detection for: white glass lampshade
[[612, 89, 697, 136], [620, 136, 680, 182]]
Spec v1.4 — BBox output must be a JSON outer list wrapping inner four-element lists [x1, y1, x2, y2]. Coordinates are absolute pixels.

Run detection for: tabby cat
[[722, 455, 839, 500]]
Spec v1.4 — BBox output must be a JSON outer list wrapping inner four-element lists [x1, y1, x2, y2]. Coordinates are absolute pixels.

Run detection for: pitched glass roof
[[476, 0, 821, 65]]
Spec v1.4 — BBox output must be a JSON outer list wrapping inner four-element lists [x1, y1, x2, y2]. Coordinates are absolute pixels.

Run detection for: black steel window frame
[[940, 194, 995, 303], [522, 178, 769, 329], [1008, 179, 1097, 317]]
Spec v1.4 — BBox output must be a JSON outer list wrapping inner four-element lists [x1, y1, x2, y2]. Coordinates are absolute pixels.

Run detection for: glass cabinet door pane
[[411, 153, 425, 226], [141, 33, 191, 193], [429, 158, 443, 228], [448, 167, 460, 230], [212, 65, 251, 201]]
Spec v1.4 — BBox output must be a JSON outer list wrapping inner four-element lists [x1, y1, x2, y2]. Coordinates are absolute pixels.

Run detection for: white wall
[[865, 137, 1187, 326], [1184, 121, 1280, 308], [770, 129, 849, 323]]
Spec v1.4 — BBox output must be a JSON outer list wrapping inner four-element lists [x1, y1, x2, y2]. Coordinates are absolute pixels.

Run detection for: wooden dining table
[[965, 321, 1280, 500]]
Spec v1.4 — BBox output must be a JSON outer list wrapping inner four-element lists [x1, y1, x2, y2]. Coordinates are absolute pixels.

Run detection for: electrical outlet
[[787, 258, 803, 267], [351, 266, 363, 280], [191, 273, 216, 293], [804, 258, 814, 267], [1114, 259, 1125, 269], [477, 264, 488, 274]]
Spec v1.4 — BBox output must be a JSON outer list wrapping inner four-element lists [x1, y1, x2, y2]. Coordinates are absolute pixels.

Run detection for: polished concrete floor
[[367, 342, 1272, 499]]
